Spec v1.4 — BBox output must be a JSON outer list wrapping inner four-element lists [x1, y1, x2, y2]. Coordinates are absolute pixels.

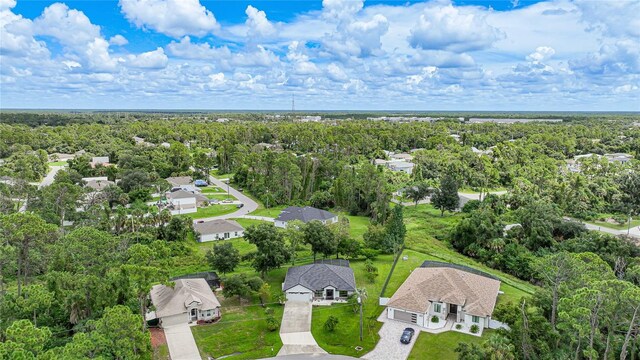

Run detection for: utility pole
[[358, 295, 363, 341], [628, 212, 633, 235], [292, 94, 295, 112]]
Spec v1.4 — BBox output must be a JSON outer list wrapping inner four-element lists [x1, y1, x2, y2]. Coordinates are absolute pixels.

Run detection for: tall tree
[[206, 242, 240, 275], [244, 223, 291, 278], [431, 174, 460, 216], [0, 213, 57, 296], [303, 220, 337, 260]]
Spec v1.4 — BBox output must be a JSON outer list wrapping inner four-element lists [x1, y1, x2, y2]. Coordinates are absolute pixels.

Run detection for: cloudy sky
[[1, 0, 638, 111]]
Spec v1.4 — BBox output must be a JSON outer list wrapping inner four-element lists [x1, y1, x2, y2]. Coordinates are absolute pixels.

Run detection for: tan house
[[148, 278, 221, 328], [385, 261, 501, 335]]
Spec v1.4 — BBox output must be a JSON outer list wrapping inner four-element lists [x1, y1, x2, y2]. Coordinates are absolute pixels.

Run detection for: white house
[[274, 206, 338, 228], [91, 156, 109, 166], [386, 161, 414, 174], [385, 261, 501, 336], [194, 219, 245, 242], [166, 190, 197, 215], [148, 278, 221, 328], [283, 260, 356, 303]]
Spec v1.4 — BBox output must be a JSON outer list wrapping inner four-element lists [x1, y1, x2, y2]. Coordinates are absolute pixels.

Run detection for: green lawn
[[408, 329, 494, 359], [590, 218, 640, 230], [181, 205, 238, 219], [251, 205, 287, 218], [48, 161, 67, 166], [206, 193, 237, 201], [311, 255, 395, 357], [210, 170, 235, 180], [192, 302, 283, 360], [152, 344, 169, 360], [201, 186, 223, 193]]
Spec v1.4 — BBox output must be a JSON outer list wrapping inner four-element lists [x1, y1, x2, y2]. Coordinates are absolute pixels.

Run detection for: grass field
[[206, 193, 237, 201], [192, 297, 284, 359], [180, 204, 238, 219], [251, 205, 287, 218], [408, 329, 494, 359], [590, 218, 640, 230], [152, 344, 169, 360], [48, 161, 67, 166]]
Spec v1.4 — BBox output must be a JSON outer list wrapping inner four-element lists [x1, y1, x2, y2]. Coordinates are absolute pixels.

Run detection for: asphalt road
[[193, 175, 261, 223]]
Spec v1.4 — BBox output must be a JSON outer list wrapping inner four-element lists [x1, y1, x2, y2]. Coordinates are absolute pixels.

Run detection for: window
[[472, 316, 480, 323], [434, 303, 441, 313], [315, 290, 323, 297], [339, 290, 348, 298]]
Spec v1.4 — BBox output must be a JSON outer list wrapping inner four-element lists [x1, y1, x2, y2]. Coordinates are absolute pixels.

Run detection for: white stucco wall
[[199, 230, 244, 242]]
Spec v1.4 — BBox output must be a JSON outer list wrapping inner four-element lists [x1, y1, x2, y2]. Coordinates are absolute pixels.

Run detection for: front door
[[325, 289, 334, 300], [450, 304, 458, 314], [190, 308, 197, 321]]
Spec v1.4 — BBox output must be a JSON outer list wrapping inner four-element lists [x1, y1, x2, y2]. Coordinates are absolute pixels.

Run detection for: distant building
[[387, 161, 414, 174], [468, 118, 562, 124], [91, 156, 110, 167], [165, 176, 193, 188]]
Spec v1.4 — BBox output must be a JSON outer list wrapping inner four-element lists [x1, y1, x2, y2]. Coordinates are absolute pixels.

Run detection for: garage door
[[394, 310, 418, 324], [286, 291, 311, 302]]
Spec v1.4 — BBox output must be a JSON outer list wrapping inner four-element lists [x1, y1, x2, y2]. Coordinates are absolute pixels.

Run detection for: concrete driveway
[[164, 324, 201, 360], [363, 310, 418, 360], [278, 301, 326, 356]]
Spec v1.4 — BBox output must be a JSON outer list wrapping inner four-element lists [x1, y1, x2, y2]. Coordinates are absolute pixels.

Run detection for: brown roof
[[150, 279, 220, 318], [386, 267, 501, 317]]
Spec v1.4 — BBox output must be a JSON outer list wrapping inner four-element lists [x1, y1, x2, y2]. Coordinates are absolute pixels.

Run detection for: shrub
[[324, 315, 339, 332], [431, 316, 439, 323], [455, 324, 462, 330], [470, 324, 479, 334], [266, 316, 279, 331]]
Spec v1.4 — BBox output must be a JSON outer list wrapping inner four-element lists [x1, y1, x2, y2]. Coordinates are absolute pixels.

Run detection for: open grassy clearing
[[206, 193, 237, 201], [251, 205, 287, 218], [192, 269, 286, 360], [48, 161, 67, 166], [408, 329, 495, 360], [179, 204, 238, 219]]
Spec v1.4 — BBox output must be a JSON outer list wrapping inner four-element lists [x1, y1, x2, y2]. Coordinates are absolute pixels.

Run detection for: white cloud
[[409, 3, 503, 52], [245, 5, 275, 38], [0, 2, 49, 58], [526, 46, 555, 62], [119, 0, 218, 37], [0, 0, 16, 11], [109, 34, 128, 46], [33, 3, 101, 47], [166, 36, 231, 60], [613, 84, 638, 94], [327, 63, 348, 82], [127, 47, 169, 69]]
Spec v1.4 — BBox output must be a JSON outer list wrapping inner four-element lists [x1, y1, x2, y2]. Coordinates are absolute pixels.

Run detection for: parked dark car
[[237, 203, 244, 208], [400, 328, 415, 344], [194, 179, 208, 187]]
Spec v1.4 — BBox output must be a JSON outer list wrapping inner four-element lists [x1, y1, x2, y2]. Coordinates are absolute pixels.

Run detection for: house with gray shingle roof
[[274, 206, 338, 228], [282, 260, 356, 303]]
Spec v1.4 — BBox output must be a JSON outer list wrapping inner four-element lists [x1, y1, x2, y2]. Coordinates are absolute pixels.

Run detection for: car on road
[[194, 179, 208, 187], [237, 203, 244, 208], [400, 328, 415, 344]]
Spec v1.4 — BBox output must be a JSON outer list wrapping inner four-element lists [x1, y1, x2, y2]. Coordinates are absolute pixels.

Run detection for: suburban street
[[194, 174, 260, 222], [39, 165, 65, 188], [564, 217, 640, 239]]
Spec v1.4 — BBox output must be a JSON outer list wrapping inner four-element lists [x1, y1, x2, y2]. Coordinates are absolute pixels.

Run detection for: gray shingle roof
[[283, 263, 356, 292], [194, 219, 244, 235], [276, 206, 337, 223]]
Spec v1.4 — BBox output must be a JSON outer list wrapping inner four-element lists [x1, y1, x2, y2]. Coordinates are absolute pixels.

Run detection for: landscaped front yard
[[408, 329, 494, 359]]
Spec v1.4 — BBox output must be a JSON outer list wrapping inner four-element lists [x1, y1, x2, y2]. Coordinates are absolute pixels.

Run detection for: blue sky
[[1, 0, 638, 110]]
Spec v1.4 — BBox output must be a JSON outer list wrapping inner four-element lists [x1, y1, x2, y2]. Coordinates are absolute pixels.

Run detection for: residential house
[[165, 176, 193, 188], [84, 178, 114, 191], [604, 153, 634, 163], [194, 219, 245, 242], [166, 190, 198, 215], [274, 206, 338, 228], [283, 260, 356, 303], [91, 156, 110, 166], [171, 272, 220, 289], [390, 153, 414, 161], [386, 161, 414, 174], [148, 278, 221, 327], [385, 261, 501, 335]]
